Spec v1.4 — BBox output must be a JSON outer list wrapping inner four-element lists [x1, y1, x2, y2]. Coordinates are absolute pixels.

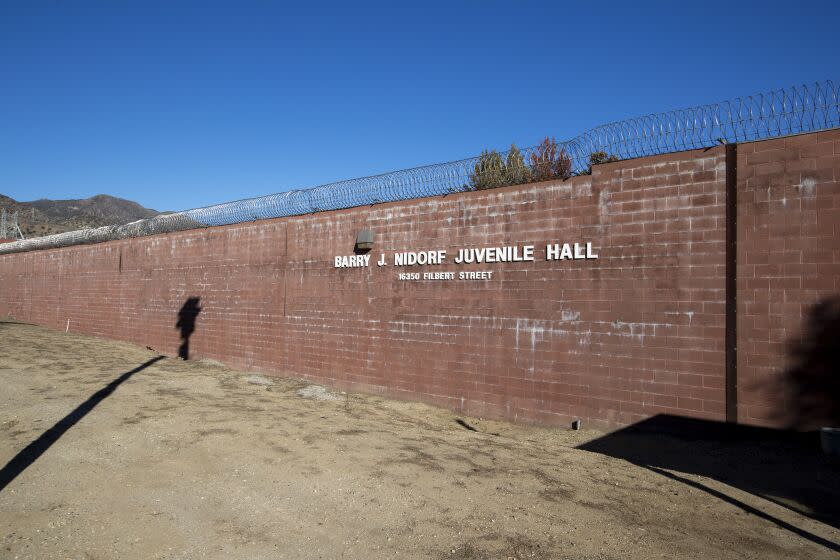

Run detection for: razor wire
[[1, 79, 838, 256]]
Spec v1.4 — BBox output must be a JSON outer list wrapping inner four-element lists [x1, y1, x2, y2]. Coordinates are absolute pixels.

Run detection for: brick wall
[[1, 130, 835, 429], [737, 129, 840, 427]]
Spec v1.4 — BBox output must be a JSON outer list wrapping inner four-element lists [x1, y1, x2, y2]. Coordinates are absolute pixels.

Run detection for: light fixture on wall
[[355, 229, 374, 252]]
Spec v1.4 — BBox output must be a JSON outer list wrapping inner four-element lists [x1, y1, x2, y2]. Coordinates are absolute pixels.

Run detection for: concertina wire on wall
[[2, 79, 838, 255]]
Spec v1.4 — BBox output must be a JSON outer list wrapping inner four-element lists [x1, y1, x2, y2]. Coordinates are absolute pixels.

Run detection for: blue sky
[[1, 0, 838, 212]]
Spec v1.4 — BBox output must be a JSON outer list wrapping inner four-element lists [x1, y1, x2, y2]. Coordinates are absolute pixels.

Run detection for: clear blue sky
[[1, 0, 838, 212]]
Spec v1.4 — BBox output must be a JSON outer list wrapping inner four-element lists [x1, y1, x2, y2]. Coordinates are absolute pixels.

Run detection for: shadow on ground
[[0, 356, 164, 493], [578, 414, 840, 552]]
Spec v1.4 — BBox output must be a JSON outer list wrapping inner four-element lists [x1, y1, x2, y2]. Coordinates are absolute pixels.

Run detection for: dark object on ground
[[822, 428, 840, 457]]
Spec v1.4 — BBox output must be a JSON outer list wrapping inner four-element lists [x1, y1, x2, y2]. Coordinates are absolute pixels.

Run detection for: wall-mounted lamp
[[355, 229, 374, 252]]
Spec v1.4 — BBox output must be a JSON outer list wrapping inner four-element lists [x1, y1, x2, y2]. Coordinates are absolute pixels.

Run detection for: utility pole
[[0, 209, 25, 240], [12, 211, 24, 240]]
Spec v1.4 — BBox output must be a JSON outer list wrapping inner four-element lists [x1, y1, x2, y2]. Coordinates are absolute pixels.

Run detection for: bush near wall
[[582, 151, 621, 175], [468, 137, 618, 190], [529, 136, 573, 183]]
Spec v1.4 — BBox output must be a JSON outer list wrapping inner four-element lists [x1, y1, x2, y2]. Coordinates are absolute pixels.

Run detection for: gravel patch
[[296, 384, 340, 401], [244, 374, 274, 386]]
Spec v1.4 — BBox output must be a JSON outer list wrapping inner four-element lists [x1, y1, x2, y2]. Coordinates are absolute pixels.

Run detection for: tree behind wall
[[469, 144, 535, 191], [582, 151, 621, 175], [529, 136, 573, 182], [504, 144, 532, 187], [469, 149, 507, 190], [469, 138, 574, 191]]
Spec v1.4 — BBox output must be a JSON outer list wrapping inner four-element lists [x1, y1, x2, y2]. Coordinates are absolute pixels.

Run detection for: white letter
[[561, 244, 573, 260], [523, 245, 534, 261]]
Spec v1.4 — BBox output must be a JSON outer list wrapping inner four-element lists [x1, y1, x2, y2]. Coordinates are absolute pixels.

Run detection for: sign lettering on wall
[[334, 242, 598, 281]]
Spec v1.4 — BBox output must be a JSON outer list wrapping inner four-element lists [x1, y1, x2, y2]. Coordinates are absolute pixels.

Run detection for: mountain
[[0, 194, 164, 239]]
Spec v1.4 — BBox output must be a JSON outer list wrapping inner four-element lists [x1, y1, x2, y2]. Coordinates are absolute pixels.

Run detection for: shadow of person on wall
[[782, 295, 840, 431], [176, 297, 202, 360]]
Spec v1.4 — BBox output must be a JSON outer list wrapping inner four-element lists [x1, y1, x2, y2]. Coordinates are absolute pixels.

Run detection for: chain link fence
[[2, 79, 838, 255]]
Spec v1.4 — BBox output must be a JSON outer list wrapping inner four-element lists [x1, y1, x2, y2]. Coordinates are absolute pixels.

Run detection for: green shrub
[[581, 151, 620, 175], [468, 138, 577, 191], [469, 149, 507, 190], [503, 144, 532, 187]]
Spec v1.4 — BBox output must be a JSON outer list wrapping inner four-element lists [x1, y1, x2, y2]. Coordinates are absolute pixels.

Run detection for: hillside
[[0, 194, 163, 239]]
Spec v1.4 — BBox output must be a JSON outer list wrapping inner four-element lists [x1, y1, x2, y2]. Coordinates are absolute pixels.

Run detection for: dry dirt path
[[0, 320, 837, 559]]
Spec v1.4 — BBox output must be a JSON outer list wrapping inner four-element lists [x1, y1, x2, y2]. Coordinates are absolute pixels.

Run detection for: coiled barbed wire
[[2, 79, 837, 256]]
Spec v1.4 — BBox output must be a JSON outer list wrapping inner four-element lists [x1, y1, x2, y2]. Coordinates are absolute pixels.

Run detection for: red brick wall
[[737, 129, 840, 427], [0, 143, 734, 430], [10, 129, 834, 430]]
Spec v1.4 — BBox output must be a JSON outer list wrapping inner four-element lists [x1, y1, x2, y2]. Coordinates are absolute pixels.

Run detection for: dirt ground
[[0, 320, 837, 559]]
